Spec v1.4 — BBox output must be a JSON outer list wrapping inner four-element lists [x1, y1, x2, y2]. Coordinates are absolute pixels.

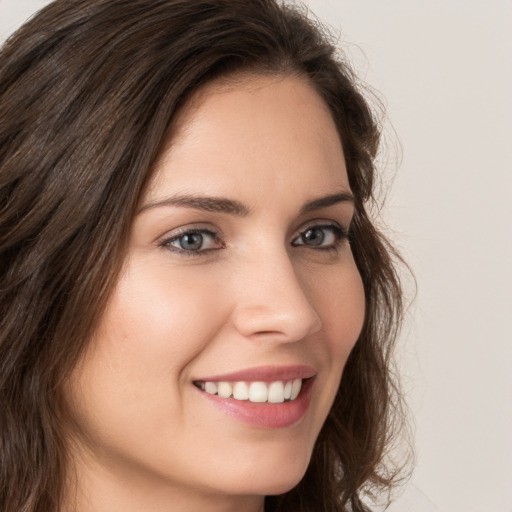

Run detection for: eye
[[291, 223, 348, 249], [160, 228, 223, 254]]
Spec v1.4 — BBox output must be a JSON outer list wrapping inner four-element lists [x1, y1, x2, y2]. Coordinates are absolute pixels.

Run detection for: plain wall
[[1, 1, 511, 511]]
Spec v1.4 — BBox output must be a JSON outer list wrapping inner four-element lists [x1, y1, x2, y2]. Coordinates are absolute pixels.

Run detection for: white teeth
[[284, 381, 292, 400], [200, 379, 303, 403], [268, 381, 285, 403], [249, 382, 268, 402], [204, 381, 218, 395], [217, 381, 232, 398], [290, 379, 301, 400], [233, 381, 249, 400]]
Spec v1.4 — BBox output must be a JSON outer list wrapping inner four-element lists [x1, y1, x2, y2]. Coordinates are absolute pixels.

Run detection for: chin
[[223, 454, 310, 497], [258, 472, 306, 496]]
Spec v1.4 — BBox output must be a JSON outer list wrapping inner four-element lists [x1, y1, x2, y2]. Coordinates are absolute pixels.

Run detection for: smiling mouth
[[193, 379, 305, 404]]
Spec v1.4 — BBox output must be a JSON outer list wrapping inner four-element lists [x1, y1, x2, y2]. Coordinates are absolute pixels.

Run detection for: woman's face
[[65, 74, 365, 511]]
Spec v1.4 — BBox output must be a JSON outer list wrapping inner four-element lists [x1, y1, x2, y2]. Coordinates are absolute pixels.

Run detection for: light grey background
[[1, 1, 511, 511]]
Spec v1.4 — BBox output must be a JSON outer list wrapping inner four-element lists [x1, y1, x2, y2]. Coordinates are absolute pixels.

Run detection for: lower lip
[[196, 378, 313, 428]]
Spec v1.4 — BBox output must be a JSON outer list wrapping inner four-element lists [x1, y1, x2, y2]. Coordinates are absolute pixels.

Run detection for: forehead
[[146, 74, 349, 204]]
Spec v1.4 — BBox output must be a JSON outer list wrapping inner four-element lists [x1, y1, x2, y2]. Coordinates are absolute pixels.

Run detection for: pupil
[[180, 233, 203, 250], [303, 228, 324, 246]]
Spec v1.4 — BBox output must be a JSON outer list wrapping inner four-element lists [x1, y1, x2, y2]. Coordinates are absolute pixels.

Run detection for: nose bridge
[[232, 246, 322, 341]]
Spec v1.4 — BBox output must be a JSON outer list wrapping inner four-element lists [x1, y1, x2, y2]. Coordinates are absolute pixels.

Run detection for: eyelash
[[159, 223, 350, 257], [291, 224, 349, 251], [159, 228, 223, 256]]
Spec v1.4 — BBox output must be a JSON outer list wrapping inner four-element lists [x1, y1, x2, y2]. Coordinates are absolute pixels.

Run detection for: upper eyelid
[[167, 226, 217, 237], [159, 228, 223, 257], [292, 219, 348, 236], [157, 218, 349, 247], [158, 224, 222, 242], [292, 223, 348, 242]]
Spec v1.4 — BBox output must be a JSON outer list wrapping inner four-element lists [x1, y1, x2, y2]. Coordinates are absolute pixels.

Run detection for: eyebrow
[[139, 191, 354, 216], [139, 195, 250, 216], [299, 191, 355, 214]]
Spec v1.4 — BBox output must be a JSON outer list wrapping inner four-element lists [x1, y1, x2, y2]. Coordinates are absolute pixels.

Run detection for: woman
[[0, 0, 407, 511]]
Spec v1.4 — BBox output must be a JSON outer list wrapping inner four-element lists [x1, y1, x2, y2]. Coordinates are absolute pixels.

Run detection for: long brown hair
[[0, 1, 408, 510]]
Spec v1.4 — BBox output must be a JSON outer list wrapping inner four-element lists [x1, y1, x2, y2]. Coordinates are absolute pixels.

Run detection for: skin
[[63, 74, 366, 512]]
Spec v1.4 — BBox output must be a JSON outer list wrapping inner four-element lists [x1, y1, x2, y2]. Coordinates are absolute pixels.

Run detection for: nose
[[231, 250, 322, 343]]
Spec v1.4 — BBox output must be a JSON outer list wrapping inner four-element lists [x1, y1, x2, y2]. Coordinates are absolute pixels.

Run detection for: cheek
[[64, 258, 229, 433], [308, 259, 365, 418], [306, 258, 366, 360], [104, 258, 227, 366], [329, 272, 365, 358], [287, 258, 365, 453]]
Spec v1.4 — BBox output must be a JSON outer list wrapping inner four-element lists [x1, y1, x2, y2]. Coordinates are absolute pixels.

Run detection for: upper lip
[[194, 365, 316, 383]]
